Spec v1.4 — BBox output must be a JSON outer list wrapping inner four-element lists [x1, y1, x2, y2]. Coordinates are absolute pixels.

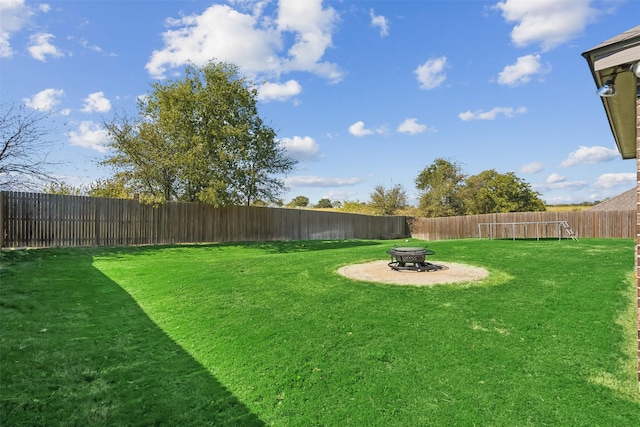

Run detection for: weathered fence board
[[0, 191, 408, 248]]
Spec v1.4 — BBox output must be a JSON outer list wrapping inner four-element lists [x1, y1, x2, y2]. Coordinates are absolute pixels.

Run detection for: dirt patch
[[337, 260, 488, 286]]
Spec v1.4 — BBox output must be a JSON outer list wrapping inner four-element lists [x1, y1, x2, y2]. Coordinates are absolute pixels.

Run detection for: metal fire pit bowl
[[386, 246, 439, 272]]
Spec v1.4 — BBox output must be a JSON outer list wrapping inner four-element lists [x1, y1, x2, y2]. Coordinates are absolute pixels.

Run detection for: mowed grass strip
[[2, 238, 640, 426]]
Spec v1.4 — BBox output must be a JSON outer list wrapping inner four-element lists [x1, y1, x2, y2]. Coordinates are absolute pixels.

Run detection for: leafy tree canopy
[[42, 182, 82, 196], [415, 158, 545, 217], [463, 169, 545, 214], [102, 61, 297, 206], [415, 158, 466, 217], [340, 200, 377, 215], [314, 198, 333, 209], [369, 184, 408, 215], [287, 196, 309, 208], [87, 177, 134, 200]]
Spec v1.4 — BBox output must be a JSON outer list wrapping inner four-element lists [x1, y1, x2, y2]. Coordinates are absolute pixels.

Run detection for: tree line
[[284, 157, 545, 217], [3, 60, 544, 218]]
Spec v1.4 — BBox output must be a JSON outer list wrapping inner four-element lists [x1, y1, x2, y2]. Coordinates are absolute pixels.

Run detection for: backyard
[[1, 238, 639, 425]]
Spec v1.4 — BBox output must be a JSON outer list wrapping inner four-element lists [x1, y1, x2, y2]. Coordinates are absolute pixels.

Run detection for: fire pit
[[386, 246, 439, 272]]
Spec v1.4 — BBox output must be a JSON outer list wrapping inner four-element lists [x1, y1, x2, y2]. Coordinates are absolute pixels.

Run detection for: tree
[[102, 114, 181, 203], [102, 61, 297, 206], [87, 177, 133, 199], [462, 169, 545, 214], [314, 198, 333, 208], [340, 200, 376, 215], [43, 181, 82, 196], [0, 102, 61, 190], [287, 195, 309, 208], [415, 158, 465, 217], [369, 184, 408, 215]]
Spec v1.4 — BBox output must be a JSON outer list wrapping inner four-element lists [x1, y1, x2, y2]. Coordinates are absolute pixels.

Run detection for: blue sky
[[1, 0, 639, 205]]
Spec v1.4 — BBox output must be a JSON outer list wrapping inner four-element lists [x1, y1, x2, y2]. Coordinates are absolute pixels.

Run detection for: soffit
[[582, 25, 640, 159]]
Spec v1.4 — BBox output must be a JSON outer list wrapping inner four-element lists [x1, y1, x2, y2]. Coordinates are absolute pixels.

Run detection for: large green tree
[[415, 158, 466, 217], [462, 169, 545, 214], [369, 184, 408, 215], [102, 61, 297, 206]]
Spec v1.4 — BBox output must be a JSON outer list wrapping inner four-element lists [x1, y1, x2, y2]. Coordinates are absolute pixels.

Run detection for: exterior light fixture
[[597, 79, 616, 97], [631, 61, 640, 78]]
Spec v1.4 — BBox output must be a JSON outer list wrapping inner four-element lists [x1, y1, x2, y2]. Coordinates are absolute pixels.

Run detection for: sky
[[1, 0, 639, 206]]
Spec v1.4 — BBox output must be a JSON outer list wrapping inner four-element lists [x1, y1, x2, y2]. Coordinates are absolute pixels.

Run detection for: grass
[[545, 205, 593, 212], [1, 238, 639, 426]]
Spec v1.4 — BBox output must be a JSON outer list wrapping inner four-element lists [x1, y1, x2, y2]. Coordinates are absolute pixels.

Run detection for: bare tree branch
[[0, 101, 62, 190]]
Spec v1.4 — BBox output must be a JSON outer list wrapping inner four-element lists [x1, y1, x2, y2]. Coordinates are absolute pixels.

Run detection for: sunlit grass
[[545, 205, 593, 212], [2, 238, 639, 426]]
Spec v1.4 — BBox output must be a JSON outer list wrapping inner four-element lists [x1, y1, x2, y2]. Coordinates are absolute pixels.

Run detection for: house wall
[[636, 97, 640, 383]]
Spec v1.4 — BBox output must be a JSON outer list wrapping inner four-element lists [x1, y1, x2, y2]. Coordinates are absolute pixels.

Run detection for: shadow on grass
[[0, 249, 264, 426]]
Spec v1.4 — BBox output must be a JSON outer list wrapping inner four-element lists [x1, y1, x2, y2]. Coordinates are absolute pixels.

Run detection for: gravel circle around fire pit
[[337, 260, 489, 286]]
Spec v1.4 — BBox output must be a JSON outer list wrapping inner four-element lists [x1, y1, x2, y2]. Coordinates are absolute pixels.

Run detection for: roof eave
[[582, 26, 640, 160]]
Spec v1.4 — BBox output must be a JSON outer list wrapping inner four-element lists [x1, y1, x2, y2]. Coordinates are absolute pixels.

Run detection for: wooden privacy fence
[[0, 191, 408, 248], [1, 192, 635, 249], [409, 210, 636, 240]]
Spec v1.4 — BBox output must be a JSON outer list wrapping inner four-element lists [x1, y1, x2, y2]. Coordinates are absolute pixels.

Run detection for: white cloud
[[370, 9, 389, 37], [79, 38, 116, 56], [146, 0, 342, 83], [494, 0, 598, 51], [28, 32, 63, 61], [23, 88, 64, 111], [0, 0, 34, 57], [519, 161, 543, 174], [277, 0, 340, 79], [279, 136, 319, 161], [258, 80, 302, 102], [498, 54, 549, 86], [535, 173, 587, 191], [285, 175, 362, 187], [458, 106, 526, 121], [546, 172, 565, 184], [348, 121, 385, 137], [594, 173, 635, 189], [67, 121, 110, 152], [228, 0, 270, 16], [81, 92, 112, 113], [146, 5, 278, 78], [397, 118, 431, 135], [415, 56, 447, 89], [560, 145, 619, 168], [349, 121, 373, 137]]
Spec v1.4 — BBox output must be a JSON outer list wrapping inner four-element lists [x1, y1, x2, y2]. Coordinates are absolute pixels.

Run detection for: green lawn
[[2, 238, 639, 426]]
